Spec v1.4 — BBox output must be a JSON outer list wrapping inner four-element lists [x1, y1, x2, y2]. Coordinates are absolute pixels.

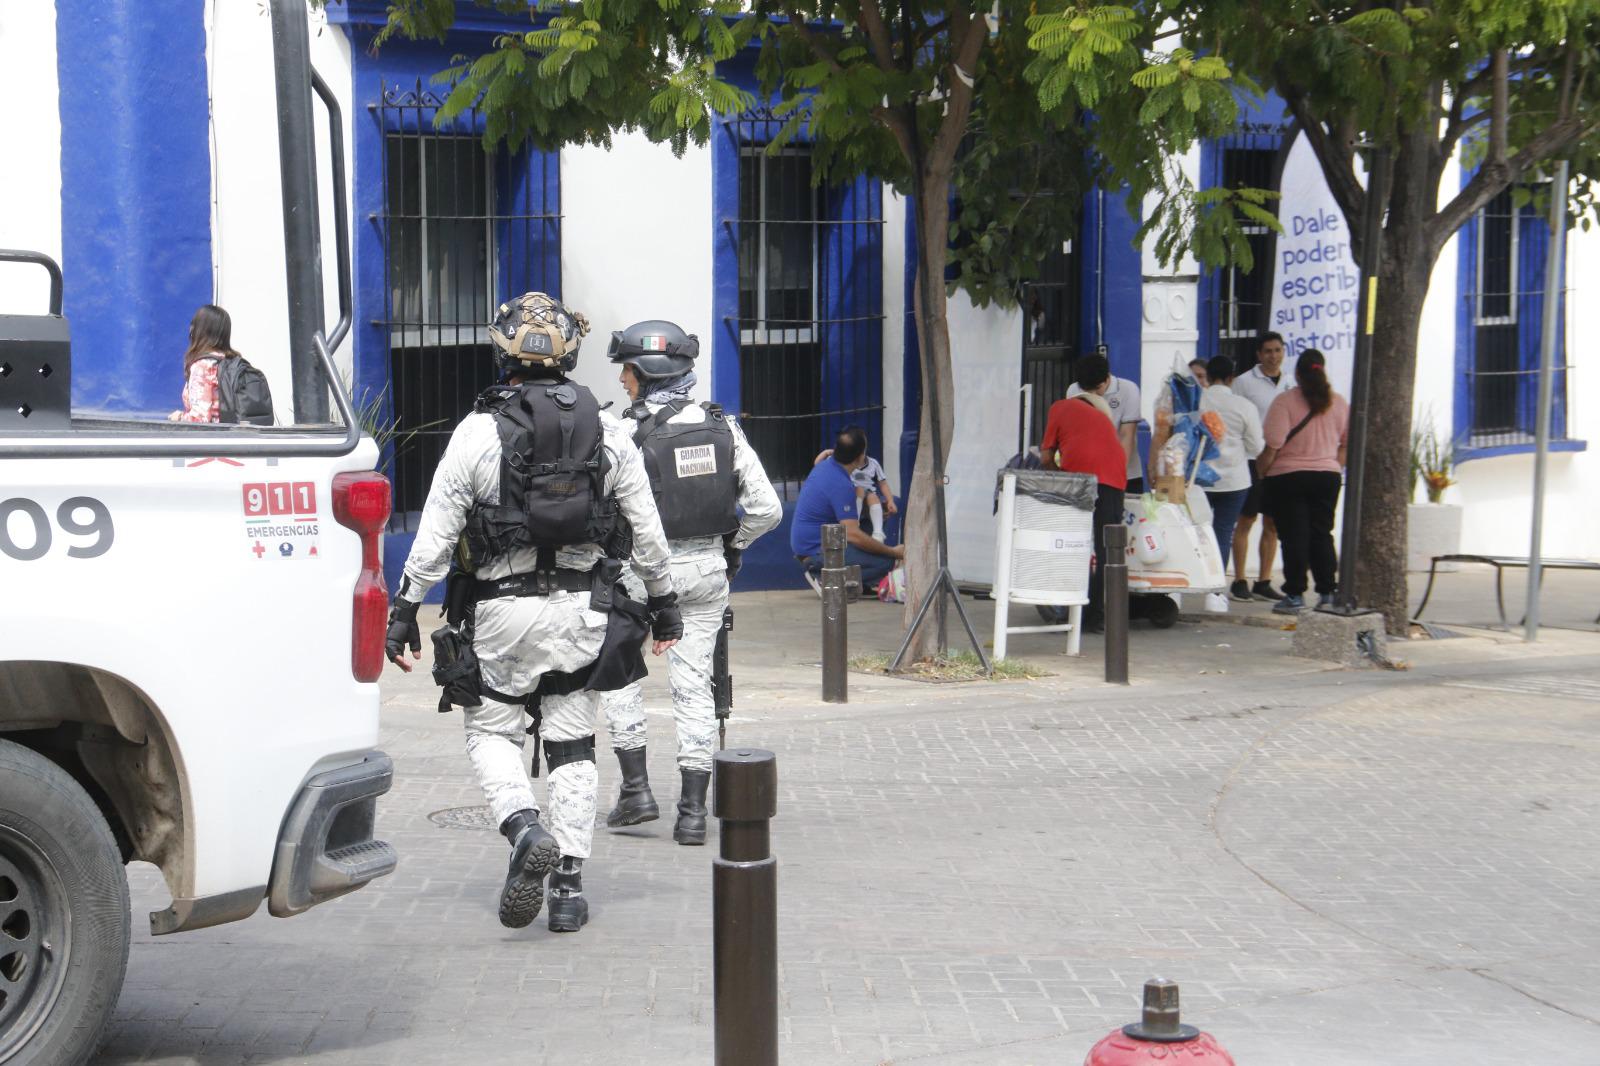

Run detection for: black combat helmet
[[606, 319, 699, 381]]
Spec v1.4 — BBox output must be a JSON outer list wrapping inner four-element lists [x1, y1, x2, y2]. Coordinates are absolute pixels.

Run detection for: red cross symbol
[[252, 541, 266, 559]]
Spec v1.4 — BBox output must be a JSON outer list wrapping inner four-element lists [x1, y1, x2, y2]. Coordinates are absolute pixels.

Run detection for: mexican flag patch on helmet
[[641, 335, 667, 352]]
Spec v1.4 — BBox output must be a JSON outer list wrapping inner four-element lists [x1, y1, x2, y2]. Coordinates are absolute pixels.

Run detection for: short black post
[[1104, 523, 1129, 685], [713, 748, 778, 1066], [820, 523, 848, 703]]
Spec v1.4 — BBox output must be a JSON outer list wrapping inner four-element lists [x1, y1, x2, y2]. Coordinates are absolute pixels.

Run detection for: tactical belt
[[474, 568, 592, 600]]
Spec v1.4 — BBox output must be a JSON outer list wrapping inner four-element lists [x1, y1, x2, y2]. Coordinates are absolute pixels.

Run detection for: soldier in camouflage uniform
[[385, 294, 681, 932], [600, 320, 780, 844]]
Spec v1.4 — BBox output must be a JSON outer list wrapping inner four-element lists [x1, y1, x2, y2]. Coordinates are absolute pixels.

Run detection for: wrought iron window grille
[[724, 108, 886, 496], [374, 79, 562, 530]]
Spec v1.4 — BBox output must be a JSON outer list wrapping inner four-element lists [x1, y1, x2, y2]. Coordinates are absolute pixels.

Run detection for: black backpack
[[207, 354, 275, 426], [463, 379, 620, 564]]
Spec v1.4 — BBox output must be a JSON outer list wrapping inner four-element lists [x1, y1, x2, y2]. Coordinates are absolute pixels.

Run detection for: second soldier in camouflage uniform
[[600, 320, 780, 843]]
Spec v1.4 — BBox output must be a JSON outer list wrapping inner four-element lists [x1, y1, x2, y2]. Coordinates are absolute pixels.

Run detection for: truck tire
[[0, 738, 130, 1066]]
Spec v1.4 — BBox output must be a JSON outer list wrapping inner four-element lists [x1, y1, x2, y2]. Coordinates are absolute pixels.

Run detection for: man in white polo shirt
[[1066, 350, 1145, 495], [1229, 331, 1293, 601]]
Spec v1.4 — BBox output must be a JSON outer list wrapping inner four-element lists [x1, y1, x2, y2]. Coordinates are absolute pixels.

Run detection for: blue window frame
[[1197, 124, 1287, 369], [369, 81, 562, 530], [1454, 183, 1573, 454], [714, 108, 884, 494]]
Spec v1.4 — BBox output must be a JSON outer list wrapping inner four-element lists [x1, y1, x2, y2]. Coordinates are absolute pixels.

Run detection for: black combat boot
[[497, 809, 560, 930], [547, 856, 589, 933], [674, 769, 711, 846], [605, 747, 660, 828]]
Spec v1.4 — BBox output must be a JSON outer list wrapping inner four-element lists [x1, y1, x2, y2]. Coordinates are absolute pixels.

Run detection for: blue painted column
[[57, 0, 213, 416]]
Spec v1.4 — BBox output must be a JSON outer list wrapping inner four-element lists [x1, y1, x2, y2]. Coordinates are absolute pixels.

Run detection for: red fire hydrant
[[1084, 978, 1236, 1064]]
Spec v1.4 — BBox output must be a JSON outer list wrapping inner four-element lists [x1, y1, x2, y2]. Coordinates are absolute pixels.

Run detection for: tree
[[376, 0, 1255, 660], [1027, 1, 1600, 633]]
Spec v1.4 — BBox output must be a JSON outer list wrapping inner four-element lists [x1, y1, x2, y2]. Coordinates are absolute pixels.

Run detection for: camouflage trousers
[[601, 552, 728, 774], [463, 589, 606, 859]]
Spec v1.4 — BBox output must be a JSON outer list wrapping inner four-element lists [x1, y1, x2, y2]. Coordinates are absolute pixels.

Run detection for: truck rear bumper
[[267, 752, 397, 918]]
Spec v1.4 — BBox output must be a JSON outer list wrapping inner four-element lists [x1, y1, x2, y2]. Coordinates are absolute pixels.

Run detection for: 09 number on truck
[[0, 496, 114, 561]]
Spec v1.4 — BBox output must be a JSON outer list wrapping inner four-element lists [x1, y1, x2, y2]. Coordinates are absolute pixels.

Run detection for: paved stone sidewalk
[[96, 593, 1600, 1065]]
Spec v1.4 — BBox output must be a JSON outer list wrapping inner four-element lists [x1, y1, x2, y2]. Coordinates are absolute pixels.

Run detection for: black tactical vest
[[629, 399, 739, 541], [463, 378, 620, 565]]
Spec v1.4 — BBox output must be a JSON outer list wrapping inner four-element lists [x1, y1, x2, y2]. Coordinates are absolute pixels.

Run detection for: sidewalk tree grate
[[1444, 674, 1600, 703], [426, 806, 497, 831]]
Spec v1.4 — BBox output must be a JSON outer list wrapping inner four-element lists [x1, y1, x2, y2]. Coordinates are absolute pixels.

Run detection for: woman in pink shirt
[[169, 304, 237, 423], [1258, 349, 1349, 614]]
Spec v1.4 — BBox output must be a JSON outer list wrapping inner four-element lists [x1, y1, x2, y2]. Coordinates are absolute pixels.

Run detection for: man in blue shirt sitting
[[791, 426, 904, 591]]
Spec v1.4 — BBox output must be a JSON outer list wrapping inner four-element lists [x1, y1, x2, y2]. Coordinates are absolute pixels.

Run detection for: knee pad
[[543, 734, 597, 774]]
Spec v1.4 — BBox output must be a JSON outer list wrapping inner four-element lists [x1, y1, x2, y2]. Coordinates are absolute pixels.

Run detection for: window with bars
[[1463, 185, 1571, 445], [1216, 146, 1278, 360], [376, 81, 561, 529], [1020, 235, 1080, 445], [728, 111, 884, 494], [1198, 127, 1286, 370]]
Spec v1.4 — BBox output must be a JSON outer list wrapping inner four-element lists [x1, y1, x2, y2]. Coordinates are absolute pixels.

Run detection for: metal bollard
[[1104, 523, 1129, 685], [820, 523, 848, 703], [713, 748, 778, 1066]]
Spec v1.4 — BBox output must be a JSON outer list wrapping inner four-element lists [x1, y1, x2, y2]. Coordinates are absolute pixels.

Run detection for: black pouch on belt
[[430, 624, 484, 713], [582, 561, 650, 693]]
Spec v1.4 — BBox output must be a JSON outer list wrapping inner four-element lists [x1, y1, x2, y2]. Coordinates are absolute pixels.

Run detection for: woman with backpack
[[1258, 348, 1349, 615], [170, 305, 236, 423], [169, 304, 275, 425]]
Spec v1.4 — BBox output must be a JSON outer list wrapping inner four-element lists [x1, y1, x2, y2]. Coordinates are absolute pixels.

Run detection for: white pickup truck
[[0, 15, 395, 1061]]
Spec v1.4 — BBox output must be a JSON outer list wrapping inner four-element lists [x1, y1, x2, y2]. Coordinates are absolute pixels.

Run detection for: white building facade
[[2, 1, 1590, 595]]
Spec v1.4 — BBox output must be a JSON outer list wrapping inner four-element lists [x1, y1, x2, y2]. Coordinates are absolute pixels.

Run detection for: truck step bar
[[269, 753, 397, 917]]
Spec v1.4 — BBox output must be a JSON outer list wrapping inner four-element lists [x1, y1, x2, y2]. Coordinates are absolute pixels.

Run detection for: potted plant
[[1406, 413, 1463, 572]]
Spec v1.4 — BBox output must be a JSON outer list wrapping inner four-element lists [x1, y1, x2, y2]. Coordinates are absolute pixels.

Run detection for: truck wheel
[[0, 739, 130, 1066]]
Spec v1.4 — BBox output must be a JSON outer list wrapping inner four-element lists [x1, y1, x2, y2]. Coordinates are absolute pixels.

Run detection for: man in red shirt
[[1040, 354, 1128, 632]]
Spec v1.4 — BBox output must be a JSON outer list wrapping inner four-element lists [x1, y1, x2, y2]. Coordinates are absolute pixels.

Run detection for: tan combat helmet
[[490, 291, 591, 374]]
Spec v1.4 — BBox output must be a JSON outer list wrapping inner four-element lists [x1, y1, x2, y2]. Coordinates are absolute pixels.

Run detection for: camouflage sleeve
[[398, 414, 492, 603], [601, 415, 673, 598], [728, 415, 781, 550]]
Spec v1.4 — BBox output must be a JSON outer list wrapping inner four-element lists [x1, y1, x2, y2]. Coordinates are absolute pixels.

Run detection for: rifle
[[712, 606, 733, 748]]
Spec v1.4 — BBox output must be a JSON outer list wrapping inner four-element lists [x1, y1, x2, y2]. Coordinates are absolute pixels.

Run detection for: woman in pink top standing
[[1258, 349, 1349, 614]]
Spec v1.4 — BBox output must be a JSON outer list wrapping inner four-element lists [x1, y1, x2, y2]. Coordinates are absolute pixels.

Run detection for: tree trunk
[[1356, 259, 1430, 636], [899, 168, 958, 663], [1356, 128, 1442, 636]]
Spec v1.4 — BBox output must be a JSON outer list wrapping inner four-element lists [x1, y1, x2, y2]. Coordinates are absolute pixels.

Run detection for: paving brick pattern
[[95, 659, 1600, 1064]]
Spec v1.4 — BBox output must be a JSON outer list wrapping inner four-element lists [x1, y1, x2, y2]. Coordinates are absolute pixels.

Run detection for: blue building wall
[[57, 0, 213, 417]]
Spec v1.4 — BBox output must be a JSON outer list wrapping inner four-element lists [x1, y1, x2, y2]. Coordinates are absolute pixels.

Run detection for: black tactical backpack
[[630, 399, 739, 540], [207, 354, 276, 426], [465, 379, 618, 563]]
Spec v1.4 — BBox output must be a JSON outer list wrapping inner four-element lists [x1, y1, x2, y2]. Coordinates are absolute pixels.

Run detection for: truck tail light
[[332, 471, 392, 682]]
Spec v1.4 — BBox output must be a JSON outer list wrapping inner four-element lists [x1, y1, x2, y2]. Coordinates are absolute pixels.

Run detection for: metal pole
[[268, 0, 330, 423], [820, 524, 848, 703], [713, 748, 778, 1066], [991, 474, 1018, 661], [1104, 523, 1129, 684], [1334, 144, 1392, 613], [1526, 157, 1569, 642], [713, 606, 734, 748]]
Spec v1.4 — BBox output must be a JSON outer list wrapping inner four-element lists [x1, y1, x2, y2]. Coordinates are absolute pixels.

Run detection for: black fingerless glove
[[385, 598, 421, 664], [723, 546, 744, 582], [647, 592, 684, 642]]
